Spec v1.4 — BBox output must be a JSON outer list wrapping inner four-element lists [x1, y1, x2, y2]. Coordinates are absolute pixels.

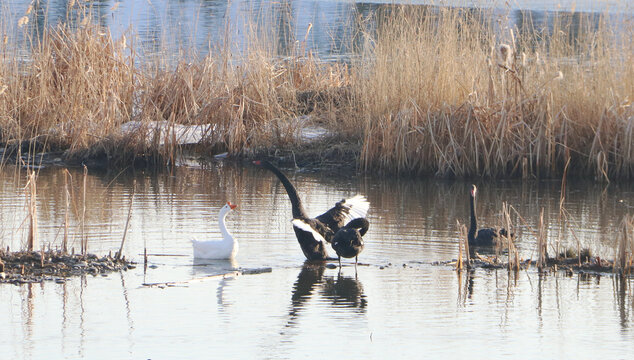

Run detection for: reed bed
[[357, 7, 633, 180], [0, 5, 632, 180]]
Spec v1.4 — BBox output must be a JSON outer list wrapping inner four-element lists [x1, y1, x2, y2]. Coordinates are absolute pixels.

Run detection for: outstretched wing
[[316, 195, 370, 232]]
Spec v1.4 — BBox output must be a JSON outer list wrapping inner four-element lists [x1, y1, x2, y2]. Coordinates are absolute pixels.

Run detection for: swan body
[[332, 217, 369, 267], [192, 202, 238, 259], [254, 160, 370, 260], [468, 185, 511, 246]]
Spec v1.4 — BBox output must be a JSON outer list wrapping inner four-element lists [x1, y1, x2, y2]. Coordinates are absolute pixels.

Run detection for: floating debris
[[0, 251, 134, 284]]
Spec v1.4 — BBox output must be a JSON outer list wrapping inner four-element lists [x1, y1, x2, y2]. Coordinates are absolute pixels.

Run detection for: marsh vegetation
[[0, 2, 631, 179]]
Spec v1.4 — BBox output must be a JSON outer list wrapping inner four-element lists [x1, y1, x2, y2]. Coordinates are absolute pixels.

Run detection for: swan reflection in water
[[286, 261, 367, 329], [322, 271, 367, 311], [192, 259, 239, 312]]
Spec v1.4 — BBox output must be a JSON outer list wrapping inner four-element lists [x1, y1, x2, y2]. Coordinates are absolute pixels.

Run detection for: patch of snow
[[120, 121, 216, 145]]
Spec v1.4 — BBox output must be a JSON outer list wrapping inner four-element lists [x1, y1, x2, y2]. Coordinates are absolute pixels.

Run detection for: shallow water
[[0, 161, 633, 358]]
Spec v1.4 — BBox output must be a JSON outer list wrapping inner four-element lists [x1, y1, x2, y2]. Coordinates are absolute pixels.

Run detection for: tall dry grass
[[356, 7, 633, 180], [0, 5, 632, 180]]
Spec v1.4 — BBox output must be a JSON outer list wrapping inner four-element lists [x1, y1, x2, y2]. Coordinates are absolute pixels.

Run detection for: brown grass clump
[[0, 5, 632, 180]]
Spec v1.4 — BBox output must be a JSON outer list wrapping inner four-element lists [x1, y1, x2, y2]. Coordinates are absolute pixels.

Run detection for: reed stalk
[[25, 171, 38, 252], [62, 170, 72, 254], [81, 165, 87, 256], [615, 215, 634, 274], [536, 208, 547, 270], [502, 202, 519, 271], [455, 220, 469, 270], [116, 180, 135, 261]]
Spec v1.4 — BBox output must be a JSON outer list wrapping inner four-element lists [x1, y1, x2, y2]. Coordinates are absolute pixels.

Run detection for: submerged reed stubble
[[0, 6, 631, 180]]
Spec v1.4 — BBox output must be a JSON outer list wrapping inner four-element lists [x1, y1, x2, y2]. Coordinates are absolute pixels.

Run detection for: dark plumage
[[332, 217, 369, 267], [254, 160, 370, 260], [468, 184, 512, 246]]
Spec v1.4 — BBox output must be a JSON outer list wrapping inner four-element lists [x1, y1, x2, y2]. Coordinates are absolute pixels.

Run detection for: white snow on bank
[[119, 121, 216, 145], [119, 118, 331, 146]]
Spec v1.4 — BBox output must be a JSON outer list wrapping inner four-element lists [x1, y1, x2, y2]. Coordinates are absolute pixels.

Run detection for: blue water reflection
[[2, 0, 631, 61]]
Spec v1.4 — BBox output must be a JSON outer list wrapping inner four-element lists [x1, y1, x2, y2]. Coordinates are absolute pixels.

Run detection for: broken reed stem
[[616, 215, 634, 274], [557, 158, 571, 260], [537, 207, 547, 270], [456, 220, 469, 270], [117, 179, 135, 261], [26, 171, 38, 252], [502, 202, 518, 272], [81, 165, 87, 256], [63, 170, 72, 254]]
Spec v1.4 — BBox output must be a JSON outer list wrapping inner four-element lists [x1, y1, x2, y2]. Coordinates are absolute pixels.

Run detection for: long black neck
[[468, 192, 477, 243], [261, 161, 308, 218], [347, 218, 369, 236]]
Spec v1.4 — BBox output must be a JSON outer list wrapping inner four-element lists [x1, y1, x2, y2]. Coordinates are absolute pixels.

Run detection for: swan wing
[[316, 194, 370, 230], [292, 219, 327, 243]]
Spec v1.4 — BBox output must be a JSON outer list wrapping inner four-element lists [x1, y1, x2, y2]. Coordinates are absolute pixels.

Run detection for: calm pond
[[0, 160, 633, 358]]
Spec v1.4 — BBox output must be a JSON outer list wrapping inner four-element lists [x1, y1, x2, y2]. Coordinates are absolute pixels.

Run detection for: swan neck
[[218, 209, 232, 240], [264, 162, 307, 218], [468, 193, 477, 242]]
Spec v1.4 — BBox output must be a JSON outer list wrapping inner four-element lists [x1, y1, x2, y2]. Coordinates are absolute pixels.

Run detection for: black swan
[[253, 160, 370, 260], [468, 184, 512, 246], [332, 217, 369, 267]]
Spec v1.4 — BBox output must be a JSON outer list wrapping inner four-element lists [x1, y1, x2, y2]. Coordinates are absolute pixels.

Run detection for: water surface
[[0, 161, 633, 358], [2, 0, 631, 61]]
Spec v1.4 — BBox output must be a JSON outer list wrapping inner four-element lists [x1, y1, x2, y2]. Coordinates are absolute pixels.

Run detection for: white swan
[[192, 202, 238, 260]]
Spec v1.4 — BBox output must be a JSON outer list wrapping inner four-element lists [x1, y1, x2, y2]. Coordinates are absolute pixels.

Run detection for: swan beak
[[253, 160, 261, 165], [227, 202, 238, 210]]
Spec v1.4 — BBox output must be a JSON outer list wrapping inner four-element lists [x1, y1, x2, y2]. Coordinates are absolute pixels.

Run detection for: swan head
[[220, 201, 238, 214], [470, 184, 477, 197]]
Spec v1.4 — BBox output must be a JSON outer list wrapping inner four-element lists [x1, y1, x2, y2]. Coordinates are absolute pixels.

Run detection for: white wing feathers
[[340, 195, 370, 225], [291, 219, 327, 243]]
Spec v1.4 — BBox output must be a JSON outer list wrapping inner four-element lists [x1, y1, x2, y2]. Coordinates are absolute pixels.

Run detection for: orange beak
[[227, 201, 237, 210]]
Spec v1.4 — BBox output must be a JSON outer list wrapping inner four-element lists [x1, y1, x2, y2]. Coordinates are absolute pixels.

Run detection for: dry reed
[[536, 208, 547, 270], [615, 215, 634, 274], [116, 179, 135, 261], [456, 220, 470, 270], [25, 171, 37, 252], [0, 6, 631, 180]]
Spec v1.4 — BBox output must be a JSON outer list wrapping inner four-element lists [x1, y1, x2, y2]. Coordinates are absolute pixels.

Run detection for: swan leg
[[338, 256, 342, 268]]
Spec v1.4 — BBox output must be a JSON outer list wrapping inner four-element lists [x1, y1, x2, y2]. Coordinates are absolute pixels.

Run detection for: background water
[[1, 0, 632, 61], [0, 160, 633, 358]]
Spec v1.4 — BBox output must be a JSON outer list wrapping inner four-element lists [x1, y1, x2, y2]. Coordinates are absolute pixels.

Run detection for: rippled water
[[0, 161, 633, 358], [2, 0, 632, 61]]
